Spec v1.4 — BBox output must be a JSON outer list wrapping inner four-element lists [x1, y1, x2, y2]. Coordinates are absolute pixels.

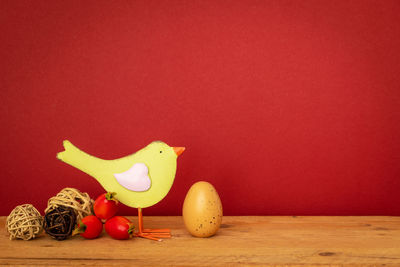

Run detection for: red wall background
[[1, 0, 400, 216]]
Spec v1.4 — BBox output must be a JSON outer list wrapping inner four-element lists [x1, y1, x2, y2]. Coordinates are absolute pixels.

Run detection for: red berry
[[94, 192, 119, 220], [73, 215, 103, 239], [105, 216, 134, 240]]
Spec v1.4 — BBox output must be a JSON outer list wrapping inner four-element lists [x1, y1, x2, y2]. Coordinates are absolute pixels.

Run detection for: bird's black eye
[[160, 151, 162, 153]]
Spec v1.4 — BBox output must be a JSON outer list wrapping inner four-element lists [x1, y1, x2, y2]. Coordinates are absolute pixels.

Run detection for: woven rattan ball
[[45, 188, 93, 222], [43, 206, 76, 240], [6, 204, 43, 240]]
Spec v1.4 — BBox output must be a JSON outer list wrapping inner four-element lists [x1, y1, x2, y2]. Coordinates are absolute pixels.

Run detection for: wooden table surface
[[1, 216, 400, 266]]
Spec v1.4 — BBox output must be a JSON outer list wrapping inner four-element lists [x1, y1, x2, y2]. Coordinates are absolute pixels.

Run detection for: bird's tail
[[57, 140, 81, 162], [57, 140, 105, 176]]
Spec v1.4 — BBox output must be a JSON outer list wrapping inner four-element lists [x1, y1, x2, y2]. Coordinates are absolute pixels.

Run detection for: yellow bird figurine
[[57, 140, 185, 241]]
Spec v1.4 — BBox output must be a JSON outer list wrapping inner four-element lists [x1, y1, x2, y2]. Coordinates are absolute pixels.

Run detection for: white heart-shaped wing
[[113, 163, 151, 192]]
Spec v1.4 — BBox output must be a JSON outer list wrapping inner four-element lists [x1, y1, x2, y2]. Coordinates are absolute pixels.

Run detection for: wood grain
[[1, 216, 400, 266]]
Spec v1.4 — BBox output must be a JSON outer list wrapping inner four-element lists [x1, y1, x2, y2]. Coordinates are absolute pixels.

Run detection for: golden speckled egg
[[182, 181, 223, 237]]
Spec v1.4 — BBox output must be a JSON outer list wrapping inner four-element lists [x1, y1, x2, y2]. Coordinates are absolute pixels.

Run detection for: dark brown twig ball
[[43, 206, 76, 241]]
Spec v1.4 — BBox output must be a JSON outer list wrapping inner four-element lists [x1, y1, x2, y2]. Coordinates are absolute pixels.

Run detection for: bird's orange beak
[[173, 147, 185, 157]]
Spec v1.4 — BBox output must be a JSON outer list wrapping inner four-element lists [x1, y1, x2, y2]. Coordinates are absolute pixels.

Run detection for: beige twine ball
[[6, 204, 43, 240], [45, 188, 93, 222]]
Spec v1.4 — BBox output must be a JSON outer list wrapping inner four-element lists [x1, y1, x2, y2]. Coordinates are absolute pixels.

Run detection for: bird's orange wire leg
[[134, 208, 171, 241]]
